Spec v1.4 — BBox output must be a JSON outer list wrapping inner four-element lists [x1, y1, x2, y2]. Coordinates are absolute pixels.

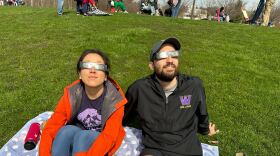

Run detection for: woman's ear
[[149, 62, 154, 71], [79, 74, 82, 79]]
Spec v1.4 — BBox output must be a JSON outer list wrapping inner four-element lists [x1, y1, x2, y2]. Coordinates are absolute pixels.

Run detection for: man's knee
[[140, 148, 163, 156]]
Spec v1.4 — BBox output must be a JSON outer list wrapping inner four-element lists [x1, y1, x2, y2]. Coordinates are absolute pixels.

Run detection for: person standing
[[57, 0, 64, 15], [168, 0, 183, 17]]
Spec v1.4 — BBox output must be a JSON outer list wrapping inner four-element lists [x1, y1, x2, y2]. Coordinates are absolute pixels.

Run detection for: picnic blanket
[[0, 112, 219, 156], [88, 8, 112, 16]]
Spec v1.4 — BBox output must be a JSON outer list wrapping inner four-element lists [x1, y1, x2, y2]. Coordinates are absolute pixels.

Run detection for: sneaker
[[76, 12, 80, 15], [83, 13, 87, 16], [124, 10, 128, 13], [58, 13, 63, 16]]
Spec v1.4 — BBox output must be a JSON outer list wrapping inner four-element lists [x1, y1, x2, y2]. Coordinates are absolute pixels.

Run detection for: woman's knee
[[73, 130, 99, 142], [56, 125, 81, 139], [72, 130, 99, 153]]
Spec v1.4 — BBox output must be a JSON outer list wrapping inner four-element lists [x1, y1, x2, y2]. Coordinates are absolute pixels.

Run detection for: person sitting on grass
[[82, 0, 97, 16], [39, 49, 127, 156], [123, 37, 219, 156], [7, 0, 16, 5], [113, 0, 128, 13]]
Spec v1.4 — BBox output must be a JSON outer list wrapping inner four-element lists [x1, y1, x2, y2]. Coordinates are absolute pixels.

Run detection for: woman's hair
[[220, 7, 224, 12], [76, 49, 110, 76]]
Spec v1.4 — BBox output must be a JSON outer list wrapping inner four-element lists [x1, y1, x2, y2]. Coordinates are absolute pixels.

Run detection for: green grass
[[0, 6, 280, 155]]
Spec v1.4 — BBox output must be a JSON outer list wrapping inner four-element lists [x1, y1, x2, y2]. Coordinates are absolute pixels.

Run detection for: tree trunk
[[262, 0, 276, 26], [191, 0, 196, 19]]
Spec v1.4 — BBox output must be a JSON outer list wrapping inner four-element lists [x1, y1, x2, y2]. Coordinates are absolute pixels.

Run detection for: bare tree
[[24, 0, 74, 9], [201, 0, 218, 8], [270, 1, 280, 25], [262, 0, 276, 26], [201, 0, 218, 17], [225, 0, 245, 22], [202, 0, 246, 22], [216, 0, 235, 7], [177, 0, 192, 17]]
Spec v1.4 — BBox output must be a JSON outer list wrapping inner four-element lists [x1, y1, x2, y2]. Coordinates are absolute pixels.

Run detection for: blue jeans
[[57, 0, 64, 15], [52, 125, 100, 156], [171, 0, 183, 17], [82, 3, 90, 14], [76, 0, 83, 13]]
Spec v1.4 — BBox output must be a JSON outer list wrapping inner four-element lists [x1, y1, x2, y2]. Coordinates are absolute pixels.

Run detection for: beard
[[155, 63, 178, 82]]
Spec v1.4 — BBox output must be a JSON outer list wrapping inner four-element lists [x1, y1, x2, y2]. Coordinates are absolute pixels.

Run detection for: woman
[[39, 49, 127, 156]]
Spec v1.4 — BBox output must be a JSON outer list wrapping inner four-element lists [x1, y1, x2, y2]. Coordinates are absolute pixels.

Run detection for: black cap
[[150, 37, 181, 61]]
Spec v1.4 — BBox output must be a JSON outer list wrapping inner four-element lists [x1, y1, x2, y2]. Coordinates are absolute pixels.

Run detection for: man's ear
[[149, 62, 154, 71]]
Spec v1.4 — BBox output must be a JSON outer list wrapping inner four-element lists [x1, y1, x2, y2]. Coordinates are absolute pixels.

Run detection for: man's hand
[[208, 122, 219, 136]]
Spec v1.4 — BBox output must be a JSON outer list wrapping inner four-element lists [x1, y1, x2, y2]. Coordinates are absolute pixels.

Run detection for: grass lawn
[[0, 6, 279, 155]]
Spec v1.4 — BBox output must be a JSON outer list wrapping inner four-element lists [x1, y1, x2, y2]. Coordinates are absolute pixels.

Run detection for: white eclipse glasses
[[80, 62, 108, 72], [155, 50, 180, 60]]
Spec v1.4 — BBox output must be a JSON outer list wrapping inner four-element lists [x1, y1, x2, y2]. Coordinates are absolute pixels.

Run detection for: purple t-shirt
[[75, 86, 106, 131]]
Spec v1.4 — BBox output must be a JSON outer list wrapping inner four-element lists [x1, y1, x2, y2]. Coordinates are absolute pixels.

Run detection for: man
[[123, 37, 218, 156]]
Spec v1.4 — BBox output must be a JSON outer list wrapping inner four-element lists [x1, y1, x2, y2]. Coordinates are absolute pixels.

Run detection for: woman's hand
[[208, 122, 219, 136]]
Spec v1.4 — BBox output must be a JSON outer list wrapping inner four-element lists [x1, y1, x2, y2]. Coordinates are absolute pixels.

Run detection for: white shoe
[[124, 10, 128, 13]]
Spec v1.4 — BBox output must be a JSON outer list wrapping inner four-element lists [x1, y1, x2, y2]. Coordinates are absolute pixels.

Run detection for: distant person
[[113, 0, 128, 13], [219, 7, 225, 21], [168, 0, 183, 17], [0, 0, 4, 6], [75, 0, 83, 15], [39, 49, 127, 156], [82, 0, 97, 16], [140, 0, 159, 16], [15, 0, 24, 6], [7, 0, 16, 5], [108, 0, 115, 12], [57, 0, 64, 15], [123, 37, 219, 156], [241, 6, 250, 23]]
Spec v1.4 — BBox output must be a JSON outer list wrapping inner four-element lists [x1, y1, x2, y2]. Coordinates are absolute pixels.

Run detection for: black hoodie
[[123, 73, 209, 156]]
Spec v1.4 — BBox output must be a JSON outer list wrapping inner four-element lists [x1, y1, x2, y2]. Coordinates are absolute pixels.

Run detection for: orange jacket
[[39, 77, 127, 156]]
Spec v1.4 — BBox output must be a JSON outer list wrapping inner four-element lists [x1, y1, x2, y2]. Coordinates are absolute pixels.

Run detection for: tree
[[191, 0, 196, 19], [202, 0, 246, 23], [270, 1, 280, 26], [262, 0, 276, 26]]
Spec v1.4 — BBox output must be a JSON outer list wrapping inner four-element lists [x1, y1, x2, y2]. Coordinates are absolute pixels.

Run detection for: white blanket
[[0, 112, 219, 156]]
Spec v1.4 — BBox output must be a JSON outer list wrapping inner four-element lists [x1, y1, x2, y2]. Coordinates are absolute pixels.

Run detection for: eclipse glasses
[[80, 62, 108, 72], [155, 51, 180, 60]]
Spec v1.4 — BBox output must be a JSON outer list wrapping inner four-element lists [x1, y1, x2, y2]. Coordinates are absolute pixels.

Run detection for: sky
[[198, 0, 280, 10], [238, 0, 279, 10]]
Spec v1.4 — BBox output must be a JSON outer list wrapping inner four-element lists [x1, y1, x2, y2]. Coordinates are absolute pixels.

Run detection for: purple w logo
[[180, 95, 192, 106]]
